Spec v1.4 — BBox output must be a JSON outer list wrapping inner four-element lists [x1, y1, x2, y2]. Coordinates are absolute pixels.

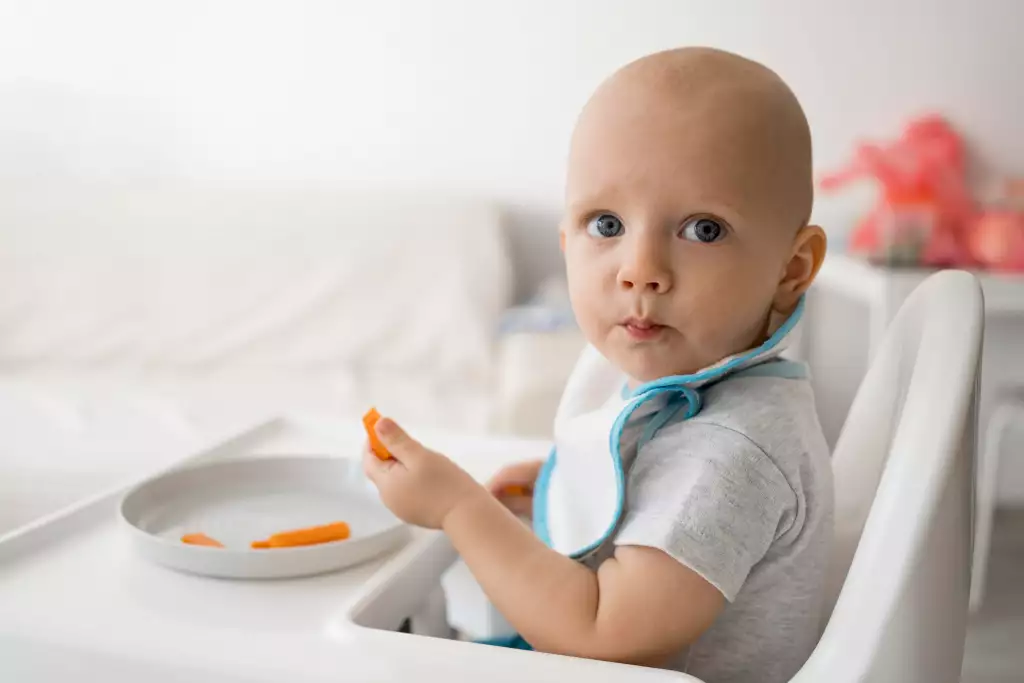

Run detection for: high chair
[[792, 269, 982, 682], [353, 270, 983, 683], [970, 390, 1024, 610]]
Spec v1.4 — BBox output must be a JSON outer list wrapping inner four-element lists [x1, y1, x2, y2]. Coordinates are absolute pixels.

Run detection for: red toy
[[820, 116, 978, 267]]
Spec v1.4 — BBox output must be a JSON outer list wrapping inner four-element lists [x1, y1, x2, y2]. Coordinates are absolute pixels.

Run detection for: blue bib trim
[[475, 634, 534, 651], [532, 299, 807, 560], [532, 446, 557, 548], [622, 297, 806, 398], [731, 358, 810, 381]]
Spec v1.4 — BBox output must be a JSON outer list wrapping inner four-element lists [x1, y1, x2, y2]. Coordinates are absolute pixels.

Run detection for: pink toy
[[820, 115, 978, 268], [969, 211, 1024, 272], [969, 180, 1024, 272]]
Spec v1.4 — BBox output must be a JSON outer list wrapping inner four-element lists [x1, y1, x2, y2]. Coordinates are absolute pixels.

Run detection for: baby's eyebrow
[[565, 193, 614, 215], [685, 195, 750, 226]]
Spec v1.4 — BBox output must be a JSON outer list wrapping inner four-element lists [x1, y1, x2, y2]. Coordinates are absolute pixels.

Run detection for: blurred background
[[0, 2, 1022, 680], [3, 0, 1022, 288]]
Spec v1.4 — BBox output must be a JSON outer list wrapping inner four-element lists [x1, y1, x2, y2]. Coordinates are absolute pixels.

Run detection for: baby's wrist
[[442, 483, 494, 533]]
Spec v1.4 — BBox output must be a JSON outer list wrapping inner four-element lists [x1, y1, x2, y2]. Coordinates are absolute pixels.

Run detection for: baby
[[364, 47, 833, 683]]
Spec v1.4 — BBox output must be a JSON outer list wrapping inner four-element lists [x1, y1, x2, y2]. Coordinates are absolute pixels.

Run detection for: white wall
[[2, 0, 1022, 297]]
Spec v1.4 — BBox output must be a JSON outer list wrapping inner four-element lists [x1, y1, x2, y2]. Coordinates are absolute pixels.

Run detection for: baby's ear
[[559, 227, 567, 252], [774, 225, 827, 311]]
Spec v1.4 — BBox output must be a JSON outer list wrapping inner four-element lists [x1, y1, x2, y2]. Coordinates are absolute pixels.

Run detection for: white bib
[[533, 301, 806, 559]]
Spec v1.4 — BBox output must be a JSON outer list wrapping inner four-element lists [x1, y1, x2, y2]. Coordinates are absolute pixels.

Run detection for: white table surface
[[0, 415, 695, 682]]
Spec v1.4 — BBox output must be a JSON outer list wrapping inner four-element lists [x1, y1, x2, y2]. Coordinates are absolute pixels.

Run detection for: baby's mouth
[[620, 317, 668, 341]]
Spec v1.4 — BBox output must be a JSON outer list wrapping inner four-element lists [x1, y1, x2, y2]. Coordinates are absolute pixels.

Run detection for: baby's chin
[[588, 326, 722, 383], [607, 346, 702, 385]]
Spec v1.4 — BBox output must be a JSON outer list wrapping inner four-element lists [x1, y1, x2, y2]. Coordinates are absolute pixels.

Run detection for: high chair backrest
[[792, 270, 983, 683]]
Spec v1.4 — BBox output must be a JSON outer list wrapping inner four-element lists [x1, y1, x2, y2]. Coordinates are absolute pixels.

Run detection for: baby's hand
[[487, 459, 545, 519], [362, 417, 483, 529]]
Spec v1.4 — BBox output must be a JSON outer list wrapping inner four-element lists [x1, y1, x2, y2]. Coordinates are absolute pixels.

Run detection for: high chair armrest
[[348, 530, 459, 632], [342, 531, 705, 682]]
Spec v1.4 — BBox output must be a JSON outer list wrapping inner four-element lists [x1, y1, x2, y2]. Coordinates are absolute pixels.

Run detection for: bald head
[[568, 47, 813, 231], [561, 48, 827, 381]]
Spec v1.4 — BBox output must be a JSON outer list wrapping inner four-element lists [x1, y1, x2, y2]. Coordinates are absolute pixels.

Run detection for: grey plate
[[119, 456, 409, 579]]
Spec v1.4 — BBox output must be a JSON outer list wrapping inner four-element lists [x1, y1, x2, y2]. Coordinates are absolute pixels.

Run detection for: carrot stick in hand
[[362, 407, 392, 460], [500, 485, 531, 497]]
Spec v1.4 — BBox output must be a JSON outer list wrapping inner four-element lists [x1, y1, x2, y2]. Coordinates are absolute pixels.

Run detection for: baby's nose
[[617, 238, 673, 294], [618, 270, 670, 293]]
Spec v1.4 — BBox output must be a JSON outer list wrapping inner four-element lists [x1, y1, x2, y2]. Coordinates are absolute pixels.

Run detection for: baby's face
[[561, 63, 808, 382]]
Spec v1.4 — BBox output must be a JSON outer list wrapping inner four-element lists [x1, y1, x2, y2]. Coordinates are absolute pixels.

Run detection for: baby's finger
[[363, 447, 381, 482], [362, 442, 395, 482], [375, 418, 425, 461]]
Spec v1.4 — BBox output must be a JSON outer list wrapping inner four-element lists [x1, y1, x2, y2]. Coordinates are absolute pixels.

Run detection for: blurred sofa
[[0, 183, 520, 531]]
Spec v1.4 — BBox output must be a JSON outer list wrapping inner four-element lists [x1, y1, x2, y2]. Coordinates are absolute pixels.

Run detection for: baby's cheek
[[565, 269, 610, 340], [697, 292, 774, 357], [673, 267, 759, 339]]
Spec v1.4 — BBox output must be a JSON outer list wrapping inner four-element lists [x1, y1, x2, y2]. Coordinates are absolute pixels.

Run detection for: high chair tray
[[0, 415, 695, 682]]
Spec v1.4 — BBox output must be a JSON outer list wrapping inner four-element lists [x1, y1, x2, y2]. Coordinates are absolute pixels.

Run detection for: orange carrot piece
[[362, 407, 391, 460], [501, 485, 530, 497], [252, 521, 351, 549], [181, 532, 224, 548]]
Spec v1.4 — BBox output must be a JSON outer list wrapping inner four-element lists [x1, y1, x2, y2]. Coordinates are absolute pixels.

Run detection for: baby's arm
[[363, 417, 724, 666], [444, 491, 724, 665]]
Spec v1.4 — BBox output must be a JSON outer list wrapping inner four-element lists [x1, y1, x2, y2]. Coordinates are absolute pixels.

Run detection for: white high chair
[[792, 269, 982, 682], [362, 270, 983, 683], [971, 390, 1023, 610]]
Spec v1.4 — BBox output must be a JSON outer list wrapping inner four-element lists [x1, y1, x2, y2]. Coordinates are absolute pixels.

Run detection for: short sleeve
[[613, 421, 797, 601]]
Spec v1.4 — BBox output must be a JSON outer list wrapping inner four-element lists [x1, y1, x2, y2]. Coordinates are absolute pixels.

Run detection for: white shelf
[[817, 254, 1024, 316]]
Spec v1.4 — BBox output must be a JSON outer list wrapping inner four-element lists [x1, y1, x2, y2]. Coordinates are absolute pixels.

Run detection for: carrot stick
[[501, 485, 531, 497], [362, 407, 392, 460], [181, 532, 224, 548], [251, 521, 351, 549]]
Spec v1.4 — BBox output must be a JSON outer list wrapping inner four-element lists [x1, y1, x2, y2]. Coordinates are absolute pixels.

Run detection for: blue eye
[[586, 213, 624, 238], [681, 216, 725, 243]]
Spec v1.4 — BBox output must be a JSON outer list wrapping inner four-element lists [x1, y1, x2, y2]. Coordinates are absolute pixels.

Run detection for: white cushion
[[0, 184, 512, 387]]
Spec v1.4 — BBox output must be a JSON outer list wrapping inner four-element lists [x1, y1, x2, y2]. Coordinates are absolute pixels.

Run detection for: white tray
[[0, 415, 690, 682]]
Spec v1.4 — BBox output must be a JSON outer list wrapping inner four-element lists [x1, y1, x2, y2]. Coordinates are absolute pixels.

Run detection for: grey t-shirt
[[590, 372, 833, 683]]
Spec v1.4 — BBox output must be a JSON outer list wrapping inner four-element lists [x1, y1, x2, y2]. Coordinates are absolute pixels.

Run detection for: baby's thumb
[[375, 418, 422, 460]]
